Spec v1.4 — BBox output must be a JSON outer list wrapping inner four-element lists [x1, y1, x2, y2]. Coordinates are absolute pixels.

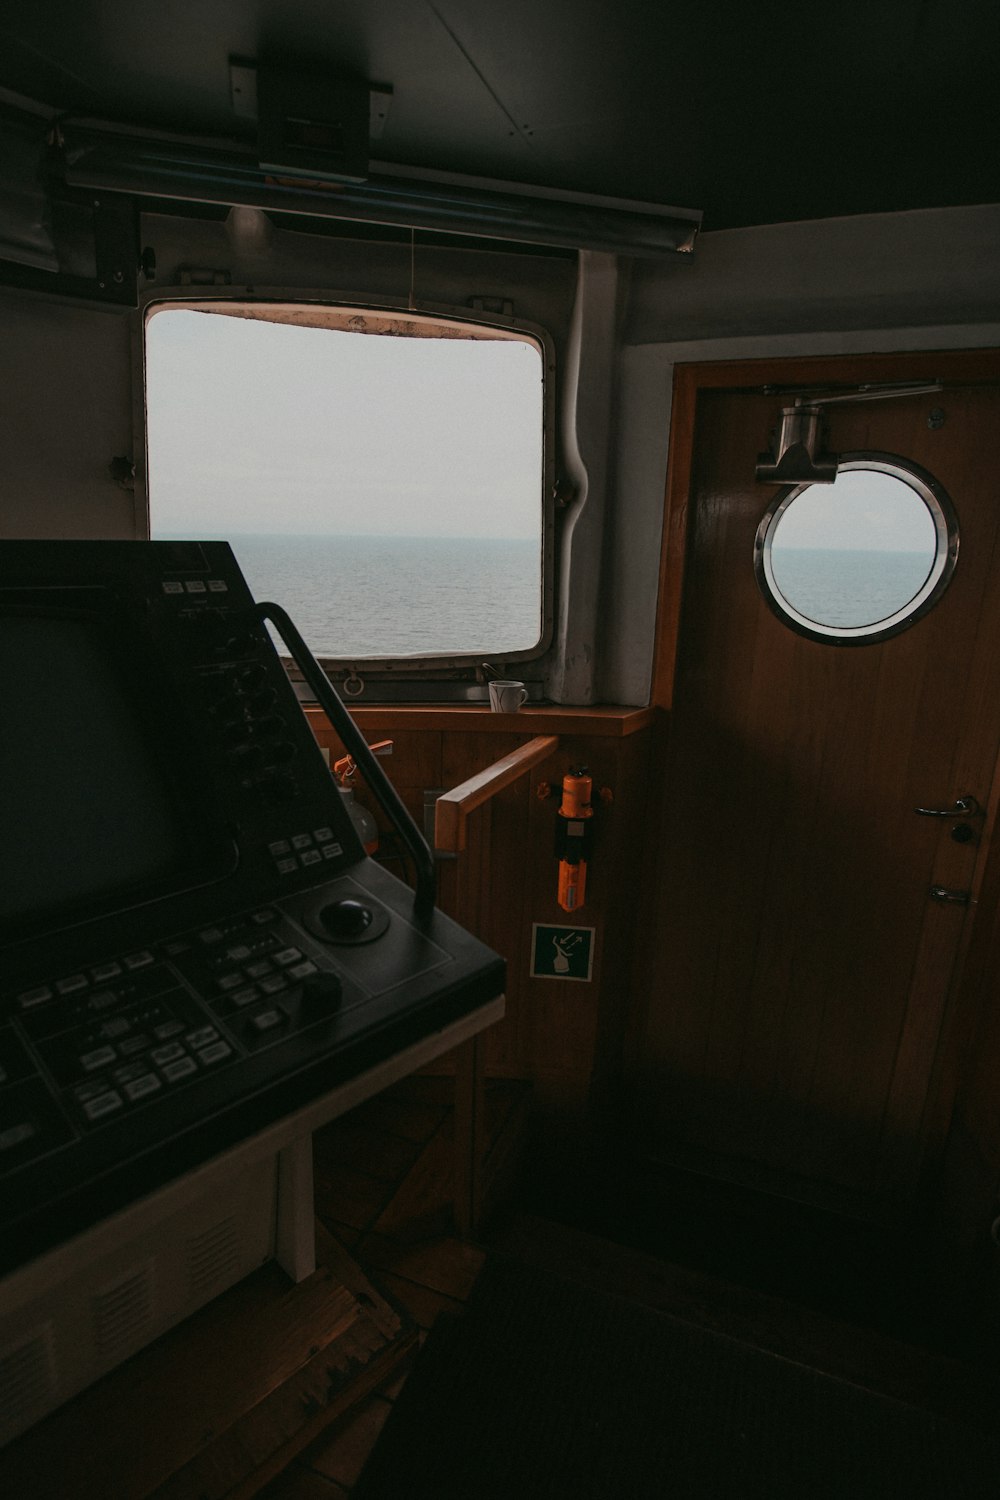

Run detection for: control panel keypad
[[6, 949, 240, 1135], [269, 827, 344, 878], [4, 906, 347, 1152], [165, 911, 344, 1052]]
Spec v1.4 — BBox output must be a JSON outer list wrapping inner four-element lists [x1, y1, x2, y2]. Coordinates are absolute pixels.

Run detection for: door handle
[[914, 795, 981, 818], [929, 886, 973, 905]]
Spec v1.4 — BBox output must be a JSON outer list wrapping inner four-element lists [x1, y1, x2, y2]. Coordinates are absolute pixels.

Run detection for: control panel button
[[258, 974, 288, 995], [197, 1041, 232, 1066], [0, 1121, 38, 1153], [80, 1046, 117, 1072], [276, 858, 298, 875], [91, 961, 123, 983], [246, 689, 278, 716], [123, 951, 155, 971], [75, 1081, 110, 1103], [115, 1062, 150, 1084], [288, 960, 318, 981], [153, 1021, 185, 1040], [186, 1026, 220, 1049], [273, 947, 303, 967], [162, 1057, 198, 1083], [124, 1074, 162, 1102], [250, 1008, 286, 1033], [313, 827, 335, 843], [119, 1035, 150, 1056], [291, 834, 313, 851], [17, 986, 53, 1010], [56, 974, 89, 996], [230, 986, 259, 1007], [161, 580, 185, 595], [150, 1042, 185, 1066], [82, 1091, 124, 1121]]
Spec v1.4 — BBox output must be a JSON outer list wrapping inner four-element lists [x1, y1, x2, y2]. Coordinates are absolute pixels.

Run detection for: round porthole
[[753, 454, 959, 644]]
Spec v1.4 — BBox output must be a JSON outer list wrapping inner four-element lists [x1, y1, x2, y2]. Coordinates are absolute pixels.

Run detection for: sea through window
[[753, 456, 959, 644], [143, 302, 548, 670]]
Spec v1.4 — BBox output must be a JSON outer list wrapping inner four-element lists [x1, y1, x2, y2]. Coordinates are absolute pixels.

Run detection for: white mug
[[488, 679, 528, 713]]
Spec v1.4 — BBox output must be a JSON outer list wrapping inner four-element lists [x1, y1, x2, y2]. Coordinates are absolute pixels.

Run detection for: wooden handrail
[[434, 735, 559, 852]]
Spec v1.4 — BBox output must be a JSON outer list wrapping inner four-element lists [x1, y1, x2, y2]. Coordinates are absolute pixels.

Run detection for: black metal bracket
[[0, 195, 140, 307]]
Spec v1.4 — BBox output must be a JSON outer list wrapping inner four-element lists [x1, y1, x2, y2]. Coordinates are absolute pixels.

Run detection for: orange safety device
[[332, 739, 393, 786], [555, 767, 594, 912], [332, 741, 393, 856]]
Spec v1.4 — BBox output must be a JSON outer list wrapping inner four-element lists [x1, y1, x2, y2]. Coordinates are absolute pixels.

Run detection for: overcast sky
[[772, 469, 936, 553], [145, 309, 543, 541]]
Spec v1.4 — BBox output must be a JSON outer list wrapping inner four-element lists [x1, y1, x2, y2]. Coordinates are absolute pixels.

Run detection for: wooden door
[[634, 358, 1000, 1220]]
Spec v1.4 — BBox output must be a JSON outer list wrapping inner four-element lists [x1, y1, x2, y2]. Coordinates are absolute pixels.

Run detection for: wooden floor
[[257, 1074, 1000, 1500]]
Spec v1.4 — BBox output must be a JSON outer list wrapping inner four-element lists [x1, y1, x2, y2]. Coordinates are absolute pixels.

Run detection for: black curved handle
[[914, 795, 981, 818], [252, 601, 437, 925]]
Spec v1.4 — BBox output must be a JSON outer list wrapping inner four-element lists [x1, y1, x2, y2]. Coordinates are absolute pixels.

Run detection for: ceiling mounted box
[[256, 67, 370, 183]]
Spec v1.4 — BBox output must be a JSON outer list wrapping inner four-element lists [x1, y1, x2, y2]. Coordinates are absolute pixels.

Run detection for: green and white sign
[[530, 924, 595, 982]]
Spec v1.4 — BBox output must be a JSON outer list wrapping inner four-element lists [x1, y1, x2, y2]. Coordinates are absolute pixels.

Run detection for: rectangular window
[[143, 302, 550, 676]]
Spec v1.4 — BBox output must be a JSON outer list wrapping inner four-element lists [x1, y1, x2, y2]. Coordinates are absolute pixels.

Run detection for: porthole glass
[[754, 455, 959, 643]]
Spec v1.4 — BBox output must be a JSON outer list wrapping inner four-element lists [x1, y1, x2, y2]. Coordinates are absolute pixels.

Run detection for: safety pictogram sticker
[[530, 924, 595, 982]]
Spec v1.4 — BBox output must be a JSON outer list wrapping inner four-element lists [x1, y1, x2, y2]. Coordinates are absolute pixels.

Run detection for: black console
[[0, 541, 504, 1276]]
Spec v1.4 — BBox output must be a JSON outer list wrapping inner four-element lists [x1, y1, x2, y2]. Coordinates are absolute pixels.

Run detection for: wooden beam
[[433, 735, 559, 852]]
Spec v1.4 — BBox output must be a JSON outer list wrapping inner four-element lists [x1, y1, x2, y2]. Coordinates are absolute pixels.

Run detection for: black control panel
[[0, 542, 505, 1275]]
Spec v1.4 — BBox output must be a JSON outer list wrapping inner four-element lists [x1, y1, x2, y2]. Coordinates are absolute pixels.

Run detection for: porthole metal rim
[[753, 452, 960, 646]]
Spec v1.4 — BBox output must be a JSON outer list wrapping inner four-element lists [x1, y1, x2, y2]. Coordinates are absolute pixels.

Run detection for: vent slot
[[187, 1215, 240, 1299], [0, 1327, 55, 1444], [93, 1266, 154, 1360]]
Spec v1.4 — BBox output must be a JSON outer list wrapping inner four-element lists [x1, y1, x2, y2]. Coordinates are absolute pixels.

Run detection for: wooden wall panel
[[305, 710, 651, 1145]]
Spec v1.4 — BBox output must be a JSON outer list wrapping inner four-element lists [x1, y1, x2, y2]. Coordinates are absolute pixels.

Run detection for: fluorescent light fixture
[[58, 119, 701, 257]]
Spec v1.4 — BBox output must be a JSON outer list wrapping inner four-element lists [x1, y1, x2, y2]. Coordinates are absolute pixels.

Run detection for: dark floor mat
[[355, 1255, 1000, 1500]]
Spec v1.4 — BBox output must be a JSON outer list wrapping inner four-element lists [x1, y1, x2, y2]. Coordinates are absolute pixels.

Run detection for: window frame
[[137, 289, 556, 700], [752, 452, 960, 646]]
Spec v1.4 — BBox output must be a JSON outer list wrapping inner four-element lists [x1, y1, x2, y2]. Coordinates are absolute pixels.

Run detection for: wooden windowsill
[[303, 704, 655, 737]]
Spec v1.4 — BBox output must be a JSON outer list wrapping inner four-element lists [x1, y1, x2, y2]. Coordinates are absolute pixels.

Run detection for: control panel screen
[[0, 602, 224, 940]]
